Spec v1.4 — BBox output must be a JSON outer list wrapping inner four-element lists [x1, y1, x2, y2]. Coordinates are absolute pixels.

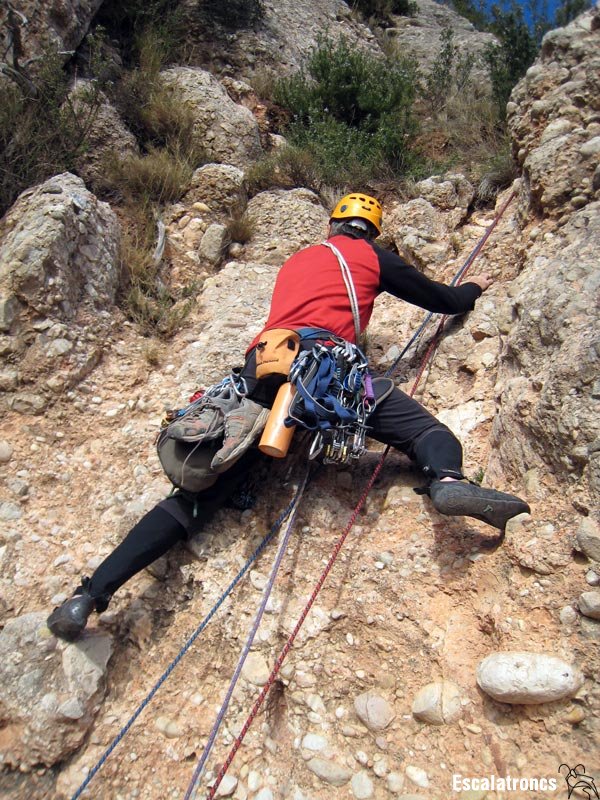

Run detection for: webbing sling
[[322, 240, 362, 343]]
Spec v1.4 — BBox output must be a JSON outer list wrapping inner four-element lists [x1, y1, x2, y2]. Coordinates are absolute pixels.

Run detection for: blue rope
[[184, 463, 311, 800], [384, 313, 433, 379], [70, 487, 304, 800]]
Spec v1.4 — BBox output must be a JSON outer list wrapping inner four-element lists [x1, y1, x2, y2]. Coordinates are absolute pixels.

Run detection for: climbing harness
[[73, 191, 515, 800]]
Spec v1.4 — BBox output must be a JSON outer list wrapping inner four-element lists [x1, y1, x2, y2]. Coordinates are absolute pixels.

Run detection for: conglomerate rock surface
[[0, 4, 598, 800]]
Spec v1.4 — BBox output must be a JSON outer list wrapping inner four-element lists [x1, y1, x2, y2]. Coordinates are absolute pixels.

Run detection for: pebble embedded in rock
[[387, 772, 405, 793], [476, 652, 584, 704], [354, 691, 395, 731], [579, 591, 600, 620], [576, 518, 600, 562], [405, 765, 429, 788], [306, 757, 352, 786], [586, 570, 600, 586], [0, 502, 22, 521], [215, 774, 238, 797], [301, 733, 327, 752], [241, 652, 270, 686], [0, 440, 13, 463], [411, 680, 463, 724], [351, 771, 374, 799], [155, 716, 183, 738], [559, 605, 578, 625]]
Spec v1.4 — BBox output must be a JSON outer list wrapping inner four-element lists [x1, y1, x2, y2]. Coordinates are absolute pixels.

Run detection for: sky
[[479, 0, 565, 27]]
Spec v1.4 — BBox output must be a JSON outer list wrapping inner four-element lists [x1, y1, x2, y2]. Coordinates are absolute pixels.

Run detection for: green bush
[[199, 0, 264, 28], [94, 0, 184, 65], [484, 4, 538, 120], [349, 0, 417, 23], [420, 28, 476, 113], [273, 37, 419, 186]]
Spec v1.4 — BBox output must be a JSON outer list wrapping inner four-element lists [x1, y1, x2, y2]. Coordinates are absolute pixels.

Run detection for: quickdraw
[[287, 338, 375, 464]]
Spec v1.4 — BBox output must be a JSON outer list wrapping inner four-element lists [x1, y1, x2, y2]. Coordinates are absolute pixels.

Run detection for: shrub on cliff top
[[273, 36, 420, 186]]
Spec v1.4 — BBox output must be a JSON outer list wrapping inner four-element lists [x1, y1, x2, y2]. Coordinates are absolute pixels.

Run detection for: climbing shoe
[[47, 584, 96, 642], [211, 398, 270, 473], [429, 480, 530, 531], [167, 394, 239, 443]]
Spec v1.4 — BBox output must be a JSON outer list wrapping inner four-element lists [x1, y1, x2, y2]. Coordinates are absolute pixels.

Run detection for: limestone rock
[[200, 223, 230, 266], [508, 8, 600, 216], [243, 188, 329, 265], [0, 612, 113, 768], [351, 771, 374, 799], [0, 173, 120, 406], [184, 164, 246, 213], [385, 0, 496, 79], [69, 81, 139, 190], [160, 67, 263, 168], [411, 680, 463, 724], [354, 691, 395, 731], [242, 652, 270, 686], [578, 591, 600, 620], [476, 652, 584, 704], [0, 440, 13, 463], [488, 201, 600, 512], [576, 517, 600, 562], [0, 0, 104, 70], [413, 174, 475, 224]]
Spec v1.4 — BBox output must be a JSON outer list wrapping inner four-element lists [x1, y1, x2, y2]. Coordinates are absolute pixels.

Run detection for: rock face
[[385, 0, 496, 76], [488, 198, 600, 511], [0, 613, 113, 769], [476, 652, 584, 704], [487, 8, 600, 513], [508, 8, 600, 217], [161, 67, 263, 169], [0, 173, 120, 410], [69, 81, 139, 190], [0, 0, 103, 72], [178, 0, 379, 78]]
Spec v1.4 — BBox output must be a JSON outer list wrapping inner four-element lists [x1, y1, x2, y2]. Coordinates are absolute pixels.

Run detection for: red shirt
[[248, 234, 481, 351], [249, 236, 380, 348]]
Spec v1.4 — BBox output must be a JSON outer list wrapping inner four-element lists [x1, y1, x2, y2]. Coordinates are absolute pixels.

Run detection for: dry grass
[[226, 212, 255, 244], [106, 147, 195, 205], [117, 203, 193, 338]]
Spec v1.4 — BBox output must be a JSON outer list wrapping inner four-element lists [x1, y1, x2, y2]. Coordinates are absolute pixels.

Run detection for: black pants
[[87, 356, 463, 607]]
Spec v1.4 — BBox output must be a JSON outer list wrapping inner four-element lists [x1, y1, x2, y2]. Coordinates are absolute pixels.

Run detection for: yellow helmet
[[330, 193, 383, 235]]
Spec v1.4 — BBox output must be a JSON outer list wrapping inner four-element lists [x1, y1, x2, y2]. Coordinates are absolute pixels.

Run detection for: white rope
[[322, 241, 362, 343]]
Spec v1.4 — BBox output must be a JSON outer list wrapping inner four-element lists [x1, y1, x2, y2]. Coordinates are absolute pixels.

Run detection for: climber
[[47, 192, 529, 642]]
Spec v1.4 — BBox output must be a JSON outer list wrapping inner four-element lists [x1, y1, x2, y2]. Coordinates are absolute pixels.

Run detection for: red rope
[[201, 189, 516, 800]]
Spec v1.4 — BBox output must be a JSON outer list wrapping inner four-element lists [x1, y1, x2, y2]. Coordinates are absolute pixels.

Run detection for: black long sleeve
[[373, 243, 482, 314]]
